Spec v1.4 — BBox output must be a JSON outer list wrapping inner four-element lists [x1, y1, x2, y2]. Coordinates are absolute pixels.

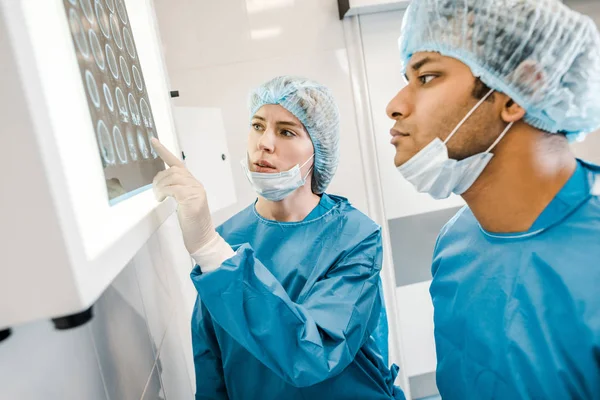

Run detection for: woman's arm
[[191, 229, 384, 388]]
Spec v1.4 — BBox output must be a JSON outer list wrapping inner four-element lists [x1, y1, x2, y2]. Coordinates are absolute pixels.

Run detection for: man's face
[[387, 52, 506, 167]]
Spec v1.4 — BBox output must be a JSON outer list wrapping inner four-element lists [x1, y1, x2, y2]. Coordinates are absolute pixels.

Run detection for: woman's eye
[[252, 123, 263, 131], [281, 130, 295, 137], [419, 75, 436, 85]]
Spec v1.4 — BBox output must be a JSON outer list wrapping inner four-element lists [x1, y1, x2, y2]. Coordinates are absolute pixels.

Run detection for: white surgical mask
[[397, 89, 514, 200], [241, 154, 314, 201]]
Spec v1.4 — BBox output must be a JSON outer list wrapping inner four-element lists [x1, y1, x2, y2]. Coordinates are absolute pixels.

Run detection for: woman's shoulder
[[325, 194, 382, 238], [215, 203, 257, 239]]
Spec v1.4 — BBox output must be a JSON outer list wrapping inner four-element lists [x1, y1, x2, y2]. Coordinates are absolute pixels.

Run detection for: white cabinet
[[172, 107, 237, 213]]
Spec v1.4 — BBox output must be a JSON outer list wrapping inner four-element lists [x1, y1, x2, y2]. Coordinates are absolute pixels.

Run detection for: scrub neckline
[[252, 193, 342, 227], [479, 160, 596, 240]]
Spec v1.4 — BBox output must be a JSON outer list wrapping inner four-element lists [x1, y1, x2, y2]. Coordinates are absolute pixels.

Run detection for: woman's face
[[247, 104, 315, 177]]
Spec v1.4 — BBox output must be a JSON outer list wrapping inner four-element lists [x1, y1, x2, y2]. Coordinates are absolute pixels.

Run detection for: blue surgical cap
[[248, 76, 340, 194], [399, 0, 600, 141]]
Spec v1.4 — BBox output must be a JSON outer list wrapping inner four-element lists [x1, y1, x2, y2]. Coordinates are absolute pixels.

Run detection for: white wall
[[358, 11, 465, 221], [567, 0, 600, 164], [153, 0, 371, 226], [351, 0, 398, 6], [394, 282, 436, 377]]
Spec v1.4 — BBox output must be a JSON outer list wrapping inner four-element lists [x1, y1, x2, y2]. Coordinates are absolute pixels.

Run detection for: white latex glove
[[151, 138, 234, 272]]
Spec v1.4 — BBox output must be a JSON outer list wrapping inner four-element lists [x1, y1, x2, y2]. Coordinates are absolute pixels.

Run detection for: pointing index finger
[[151, 138, 183, 168]]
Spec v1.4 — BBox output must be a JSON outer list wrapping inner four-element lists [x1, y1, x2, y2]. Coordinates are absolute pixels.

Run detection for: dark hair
[[472, 77, 518, 108], [471, 77, 493, 100], [472, 78, 566, 138]]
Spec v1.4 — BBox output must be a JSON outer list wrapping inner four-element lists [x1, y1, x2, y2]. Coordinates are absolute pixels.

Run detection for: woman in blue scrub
[[152, 76, 403, 399]]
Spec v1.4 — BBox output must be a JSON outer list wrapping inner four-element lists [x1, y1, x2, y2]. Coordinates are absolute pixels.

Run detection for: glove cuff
[[190, 234, 235, 273]]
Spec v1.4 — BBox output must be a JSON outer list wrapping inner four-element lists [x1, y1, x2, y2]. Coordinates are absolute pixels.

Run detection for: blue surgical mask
[[397, 89, 513, 200], [241, 154, 314, 201]]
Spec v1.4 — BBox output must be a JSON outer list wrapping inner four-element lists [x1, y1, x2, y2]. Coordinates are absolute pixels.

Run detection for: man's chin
[[394, 152, 413, 168]]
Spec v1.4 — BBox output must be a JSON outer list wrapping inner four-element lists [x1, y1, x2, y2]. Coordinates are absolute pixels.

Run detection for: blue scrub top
[[431, 160, 600, 399], [191, 194, 404, 400], [304, 194, 390, 365]]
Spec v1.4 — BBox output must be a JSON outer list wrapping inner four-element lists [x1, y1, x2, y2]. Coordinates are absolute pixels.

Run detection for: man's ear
[[501, 97, 526, 123]]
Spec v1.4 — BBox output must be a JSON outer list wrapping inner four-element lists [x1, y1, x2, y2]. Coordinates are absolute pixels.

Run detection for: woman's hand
[[151, 138, 217, 254]]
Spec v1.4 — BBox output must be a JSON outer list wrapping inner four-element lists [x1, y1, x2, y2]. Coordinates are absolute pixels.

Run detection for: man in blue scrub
[[386, 0, 600, 398], [153, 76, 403, 399]]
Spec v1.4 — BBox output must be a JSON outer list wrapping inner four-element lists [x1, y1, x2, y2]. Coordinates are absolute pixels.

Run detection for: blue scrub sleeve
[[191, 296, 229, 399], [191, 229, 383, 388]]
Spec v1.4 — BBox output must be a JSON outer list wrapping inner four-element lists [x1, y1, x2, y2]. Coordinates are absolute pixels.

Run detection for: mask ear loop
[[303, 166, 314, 181], [485, 121, 514, 153], [444, 89, 495, 145], [301, 154, 315, 181], [300, 154, 315, 168]]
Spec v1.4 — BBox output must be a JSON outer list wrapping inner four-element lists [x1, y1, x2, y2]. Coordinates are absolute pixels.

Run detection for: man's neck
[[255, 185, 321, 222], [463, 125, 577, 233]]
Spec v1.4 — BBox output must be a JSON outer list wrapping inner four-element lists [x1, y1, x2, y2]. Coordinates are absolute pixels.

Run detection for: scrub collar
[[481, 160, 597, 239]]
